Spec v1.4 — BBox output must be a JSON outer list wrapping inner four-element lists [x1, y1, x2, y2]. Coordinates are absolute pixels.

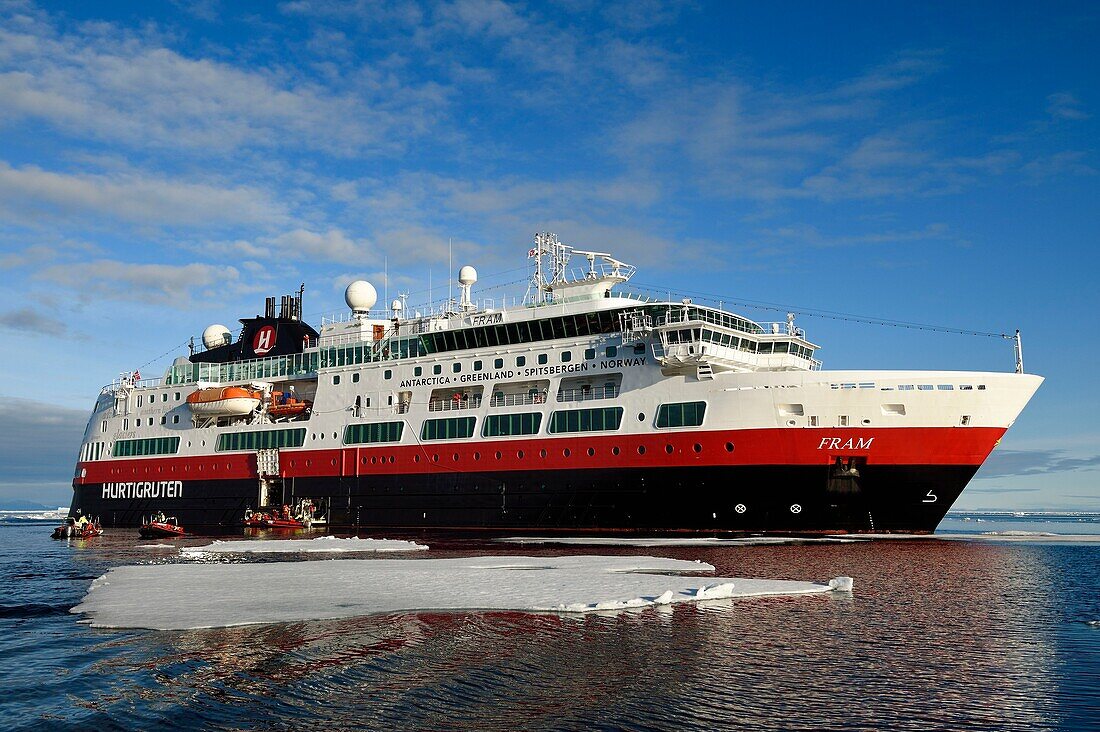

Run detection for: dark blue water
[[2, 520, 1098, 731]]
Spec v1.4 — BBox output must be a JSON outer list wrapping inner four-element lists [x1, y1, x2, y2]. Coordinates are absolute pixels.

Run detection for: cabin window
[[453, 362, 461, 373], [216, 428, 306, 452], [333, 375, 341, 385], [655, 402, 707, 429], [114, 436, 181, 456], [415, 366, 423, 376], [516, 356, 526, 367], [549, 407, 624, 434], [384, 369, 392, 380], [101, 420, 107, 433], [162, 393, 168, 402], [474, 360, 483, 371], [561, 351, 571, 363], [173, 415, 180, 424], [838, 415, 850, 427], [585, 348, 595, 360], [538, 354, 548, 365], [605, 346, 616, 358], [421, 417, 477, 441], [433, 364, 442, 375], [344, 422, 403, 444], [495, 358, 504, 369], [633, 343, 645, 355], [483, 413, 542, 437], [352, 373, 360, 383]]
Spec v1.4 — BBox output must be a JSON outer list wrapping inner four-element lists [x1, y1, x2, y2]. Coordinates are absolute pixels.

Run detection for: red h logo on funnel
[[253, 325, 276, 356]]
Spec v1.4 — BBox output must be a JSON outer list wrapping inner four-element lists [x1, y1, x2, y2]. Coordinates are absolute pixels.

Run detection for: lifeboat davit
[[187, 386, 262, 417], [139, 516, 186, 539]]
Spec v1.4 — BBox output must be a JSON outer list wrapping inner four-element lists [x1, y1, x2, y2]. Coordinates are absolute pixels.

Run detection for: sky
[[0, 0, 1096, 510]]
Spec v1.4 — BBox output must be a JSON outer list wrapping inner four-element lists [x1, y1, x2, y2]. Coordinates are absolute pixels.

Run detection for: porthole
[[693, 443, 702, 453], [539, 449, 547, 458], [861, 418, 872, 426], [432, 454, 439, 462], [638, 413, 645, 421], [563, 448, 571, 457], [517, 450, 524, 459], [725, 442, 734, 453], [362, 457, 369, 465], [495, 451, 502, 460], [587, 447, 595, 456], [414, 454, 420, 463], [370, 456, 377, 465], [331, 459, 338, 466], [389, 455, 395, 463], [787, 419, 797, 427], [637, 445, 646, 455], [665, 444, 674, 454], [474, 452, 481, 461], [333, 432, 338, 440], [612, 446, 620, 456], [453, 453, 459, 462]]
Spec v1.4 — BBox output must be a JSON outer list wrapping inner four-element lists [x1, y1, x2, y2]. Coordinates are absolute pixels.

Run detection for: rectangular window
[[415, 366, 423, 376], [343, 421, 404, 444], [655, 401, 707, 428], [584, 348, 595, 360], [516, 356, 526, 367], [215, 428, 306, 452], [384, 369, 392, 379], [421, 416, 476, 440], [114, 436, 181, 457], [538, 354, 548, 365], [605, 346, 616, 358], [494, 358, 504, 369], [838, 415, 850, 427], [353, 373, 360, 383], [633, 343, 645, 355], [453, 362, 461, 373], [474, 360, 483, 371], [483, 412, 542, 437], [561, 351, 571, 362], [333, 375, 341, 385], [549, 407, 624, 434]]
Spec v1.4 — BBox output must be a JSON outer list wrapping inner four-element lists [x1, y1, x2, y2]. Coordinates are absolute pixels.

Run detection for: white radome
[[458, 266, 478, 285], [391, 299, 403, 311], [345, 280, 377, 314], [202, 324, 231, 349]]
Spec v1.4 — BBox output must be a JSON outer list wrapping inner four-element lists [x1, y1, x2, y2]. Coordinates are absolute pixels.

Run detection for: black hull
[[71, 464, 975, 535]]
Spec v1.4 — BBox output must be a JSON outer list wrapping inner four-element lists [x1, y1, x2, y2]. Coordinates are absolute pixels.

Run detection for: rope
[[632, 281, 1014, 340]]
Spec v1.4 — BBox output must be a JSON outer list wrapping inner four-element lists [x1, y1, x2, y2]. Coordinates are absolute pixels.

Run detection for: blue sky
[[0, 0, 1096, 510]]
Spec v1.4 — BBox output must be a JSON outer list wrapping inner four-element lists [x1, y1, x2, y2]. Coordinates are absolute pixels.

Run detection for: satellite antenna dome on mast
[[458, 265, 478, 285], [345, 280, 377, 315], [202, 324, 231, 349]]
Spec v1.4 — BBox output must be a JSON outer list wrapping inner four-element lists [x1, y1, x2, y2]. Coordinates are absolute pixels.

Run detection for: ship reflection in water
[[34, 535, 1096, 732]]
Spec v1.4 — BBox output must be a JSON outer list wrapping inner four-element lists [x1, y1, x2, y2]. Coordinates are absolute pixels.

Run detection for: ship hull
[[71, 461, 976, 535]]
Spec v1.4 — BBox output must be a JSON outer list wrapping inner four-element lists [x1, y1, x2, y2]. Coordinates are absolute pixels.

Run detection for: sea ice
[[181, 536, 428, 555], [72, 555, 852, 630]]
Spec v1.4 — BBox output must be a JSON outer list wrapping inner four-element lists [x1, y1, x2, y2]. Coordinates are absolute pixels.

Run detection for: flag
[[528, 248, 538, 257], [133, 370, 141, 380]]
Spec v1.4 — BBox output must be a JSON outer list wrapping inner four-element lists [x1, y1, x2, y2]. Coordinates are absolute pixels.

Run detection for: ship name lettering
[[817, 437, 874, 451], [101, 481, 184, 499], [600, 357, 646, 369], [469, 313, 504, 326], [458, 370, 514, 384], [399, 376, 454, 389]]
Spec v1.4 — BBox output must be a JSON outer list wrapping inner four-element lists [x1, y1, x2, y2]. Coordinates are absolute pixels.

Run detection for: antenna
[[448, 237, 453, 313], [384, 256, 388, 313]]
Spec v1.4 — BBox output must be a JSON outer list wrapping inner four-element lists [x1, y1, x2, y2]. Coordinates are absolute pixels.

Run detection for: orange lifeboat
[[268, 390, 311, 419], [187, 386, 263, 417]]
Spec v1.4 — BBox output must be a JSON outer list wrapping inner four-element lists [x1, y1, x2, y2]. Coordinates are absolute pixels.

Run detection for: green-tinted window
[[655, 401, 707, 428], [114, 436, 181, 457], [421, 416, 476, 441], [216, 428, 306, 452], [548, 407, 624, 434], [344, 422, 404, 445], [483, 412, 542, 437]]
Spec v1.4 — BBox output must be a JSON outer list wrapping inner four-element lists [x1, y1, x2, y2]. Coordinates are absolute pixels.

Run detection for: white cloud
[[36, 259, 240, 305], [0, 162, 287, 228], [1046, 92, 1089, 121]]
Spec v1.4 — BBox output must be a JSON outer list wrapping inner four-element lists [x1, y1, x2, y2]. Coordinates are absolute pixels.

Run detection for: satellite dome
[[458, 266, 478, 285], [202, 324, 231, 350], [391, 299, 403, 311], [345, 280, 377, 314]]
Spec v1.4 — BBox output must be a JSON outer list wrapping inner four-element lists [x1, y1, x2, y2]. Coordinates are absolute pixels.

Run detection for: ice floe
[[182, 536, 428, 555], [72, 555, 851, 630]]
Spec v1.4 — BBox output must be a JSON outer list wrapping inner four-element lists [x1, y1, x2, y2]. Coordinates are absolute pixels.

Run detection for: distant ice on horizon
[[72, 555, 852, 630], [182, 536, 428, 555]]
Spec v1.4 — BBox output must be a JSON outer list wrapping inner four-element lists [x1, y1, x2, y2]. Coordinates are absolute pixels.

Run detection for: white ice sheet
[[182, 536, 428, 555], [72, 555, 852, 630]]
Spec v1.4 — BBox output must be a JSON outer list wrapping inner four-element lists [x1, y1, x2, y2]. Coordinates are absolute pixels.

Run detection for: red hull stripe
[[76, 427, 1006, 484]]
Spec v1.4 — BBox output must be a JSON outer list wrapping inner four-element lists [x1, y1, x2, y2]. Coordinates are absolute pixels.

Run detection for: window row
[[344, 421, 404, 445], [114, 436, 181, 457], [655, 401, 707, 429], [216, 428, 306, 452], [420, 309, 625, 355]]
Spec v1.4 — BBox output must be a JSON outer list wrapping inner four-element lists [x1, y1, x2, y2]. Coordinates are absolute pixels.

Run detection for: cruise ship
[[70, 233, 1042, 534]]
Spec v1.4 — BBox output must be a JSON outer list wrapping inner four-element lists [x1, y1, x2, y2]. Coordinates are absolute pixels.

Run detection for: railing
[[654, 305, 765, 335], [556, 385, 620, 402], [428, 396, 483, 412], [163, 351, 320, 386], [395, 402, 410, 414], [489, 392, 547, 407]]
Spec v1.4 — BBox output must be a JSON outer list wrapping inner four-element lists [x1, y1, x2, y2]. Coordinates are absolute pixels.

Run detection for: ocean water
[[2, 516, 1098, 731]]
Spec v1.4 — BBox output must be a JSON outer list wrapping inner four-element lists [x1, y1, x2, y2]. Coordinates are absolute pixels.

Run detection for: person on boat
[[153, 510, 166, 524], [74, 511, 88, 529], [281, 504, 291, 521]]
